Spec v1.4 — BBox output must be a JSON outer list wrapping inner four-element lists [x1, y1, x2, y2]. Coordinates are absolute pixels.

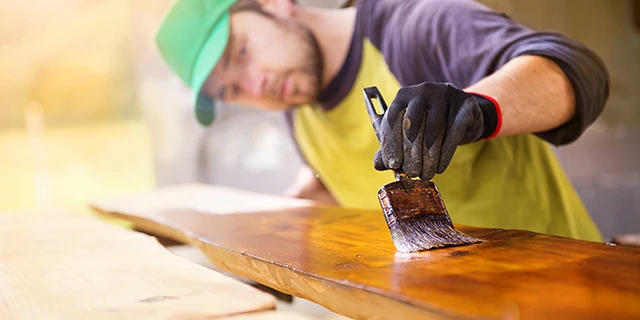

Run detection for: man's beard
[[283, 19, 324, 103]]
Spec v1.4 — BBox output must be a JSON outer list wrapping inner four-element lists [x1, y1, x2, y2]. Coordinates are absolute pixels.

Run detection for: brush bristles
[[389, 217, 483, 252]]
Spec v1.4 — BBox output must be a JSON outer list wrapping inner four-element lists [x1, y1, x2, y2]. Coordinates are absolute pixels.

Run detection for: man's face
[[202, 10, 323, 111]]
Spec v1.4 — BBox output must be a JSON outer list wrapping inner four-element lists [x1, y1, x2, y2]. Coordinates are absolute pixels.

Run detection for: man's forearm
[[284, 167, 339, 206], [466, 55, 576, 138]]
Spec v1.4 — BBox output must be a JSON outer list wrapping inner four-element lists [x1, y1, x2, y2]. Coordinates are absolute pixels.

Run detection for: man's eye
[[232, 84, 240, 97], [238, 44, 247, 58]]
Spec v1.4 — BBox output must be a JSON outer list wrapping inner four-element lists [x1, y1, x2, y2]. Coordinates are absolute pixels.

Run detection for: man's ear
[[256, 0, 294, 18]]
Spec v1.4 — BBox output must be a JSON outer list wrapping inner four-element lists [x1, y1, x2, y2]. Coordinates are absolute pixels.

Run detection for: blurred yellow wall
[[0, 0, 138, 127], [0, 0, 154, 214]]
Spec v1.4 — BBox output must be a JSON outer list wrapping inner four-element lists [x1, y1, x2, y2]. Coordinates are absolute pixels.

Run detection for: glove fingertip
[[438, 137, 459, 174], [403, 165, 420, 178], [387, 157, 402, 170], [436, 162, 449, 175], [420, 171, 435, 181], [374, 150, 387, 171]]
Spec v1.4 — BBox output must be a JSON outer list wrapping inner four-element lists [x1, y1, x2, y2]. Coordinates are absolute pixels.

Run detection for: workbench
[[91, 183, 640, 320], [0, 210, 308, 319]]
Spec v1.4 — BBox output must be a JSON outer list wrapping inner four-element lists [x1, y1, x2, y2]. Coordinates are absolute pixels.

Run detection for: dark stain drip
[[448, 251, 469, 257]]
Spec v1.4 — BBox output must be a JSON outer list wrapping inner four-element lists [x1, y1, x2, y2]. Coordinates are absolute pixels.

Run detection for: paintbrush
[[363, 86, 483, 252]]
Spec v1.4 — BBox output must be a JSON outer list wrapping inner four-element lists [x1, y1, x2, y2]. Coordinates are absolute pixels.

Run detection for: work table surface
[[92, 184, 640, 320], [0, 210, 312, 319]]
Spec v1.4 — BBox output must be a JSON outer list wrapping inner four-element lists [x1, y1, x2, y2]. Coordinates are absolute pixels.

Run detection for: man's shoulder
[[356, 0, 509, 86], [358, 0, 492, 38]]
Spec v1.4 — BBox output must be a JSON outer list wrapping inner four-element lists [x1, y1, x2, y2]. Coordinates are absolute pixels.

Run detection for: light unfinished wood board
[[90, 183, 315, 244], [0, 210, 279, 319], [221, 311, 318, 319], [92, 184, 640, 320]]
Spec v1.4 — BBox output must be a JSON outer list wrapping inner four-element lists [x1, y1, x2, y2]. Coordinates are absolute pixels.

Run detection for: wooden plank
[[0, 210, 277, 319], [91, 183, 315, 244], [92, 184, 640, 320], [221, 311, 314, 319]]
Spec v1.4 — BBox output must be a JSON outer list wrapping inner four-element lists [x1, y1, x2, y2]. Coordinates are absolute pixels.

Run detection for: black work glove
[[374, 81, 501, 180]]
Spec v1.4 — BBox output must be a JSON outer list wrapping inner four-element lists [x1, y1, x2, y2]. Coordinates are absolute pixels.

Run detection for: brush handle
[[363, 87, 410, 182], [363, 86, 387, 142]]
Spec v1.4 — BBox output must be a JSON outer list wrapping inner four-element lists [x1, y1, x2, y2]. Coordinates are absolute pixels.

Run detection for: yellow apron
[[292, 39, 602, 242]]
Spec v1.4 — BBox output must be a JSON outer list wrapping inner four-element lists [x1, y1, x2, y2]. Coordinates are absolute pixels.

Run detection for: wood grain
[[0, 210, 278, 319], [92, 184, 640, 320]]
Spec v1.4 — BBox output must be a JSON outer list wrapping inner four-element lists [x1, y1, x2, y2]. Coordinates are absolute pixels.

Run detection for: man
[[155, 0, 609, 241]]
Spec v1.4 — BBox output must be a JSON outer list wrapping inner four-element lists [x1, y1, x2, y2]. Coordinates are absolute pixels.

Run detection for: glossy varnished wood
[[93, 185, 640, 320]]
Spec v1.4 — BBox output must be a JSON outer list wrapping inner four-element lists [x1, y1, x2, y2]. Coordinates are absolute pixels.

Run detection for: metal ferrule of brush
[[377, 179, 453, 226]]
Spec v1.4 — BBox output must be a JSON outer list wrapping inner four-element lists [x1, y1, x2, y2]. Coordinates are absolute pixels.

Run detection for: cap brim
[[190, 12, 230, 127], [195, 92, 215, 126]]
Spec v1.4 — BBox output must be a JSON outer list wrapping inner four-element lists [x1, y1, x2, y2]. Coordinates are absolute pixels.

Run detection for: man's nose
[[237, 73, 267, 98]]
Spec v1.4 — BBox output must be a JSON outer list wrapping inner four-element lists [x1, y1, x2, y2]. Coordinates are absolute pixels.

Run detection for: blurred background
[[0, 0, 638, 241]]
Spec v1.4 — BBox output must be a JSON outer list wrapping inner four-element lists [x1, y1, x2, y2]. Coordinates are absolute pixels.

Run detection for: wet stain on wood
[[95, 199, 640, 320]]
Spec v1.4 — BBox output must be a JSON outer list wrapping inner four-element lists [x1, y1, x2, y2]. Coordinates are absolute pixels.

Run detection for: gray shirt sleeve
[[364, 0, 610, 145]]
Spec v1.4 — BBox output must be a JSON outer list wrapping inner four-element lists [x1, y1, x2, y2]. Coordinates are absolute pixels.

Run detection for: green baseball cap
[[155, 0, 237, 126]]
